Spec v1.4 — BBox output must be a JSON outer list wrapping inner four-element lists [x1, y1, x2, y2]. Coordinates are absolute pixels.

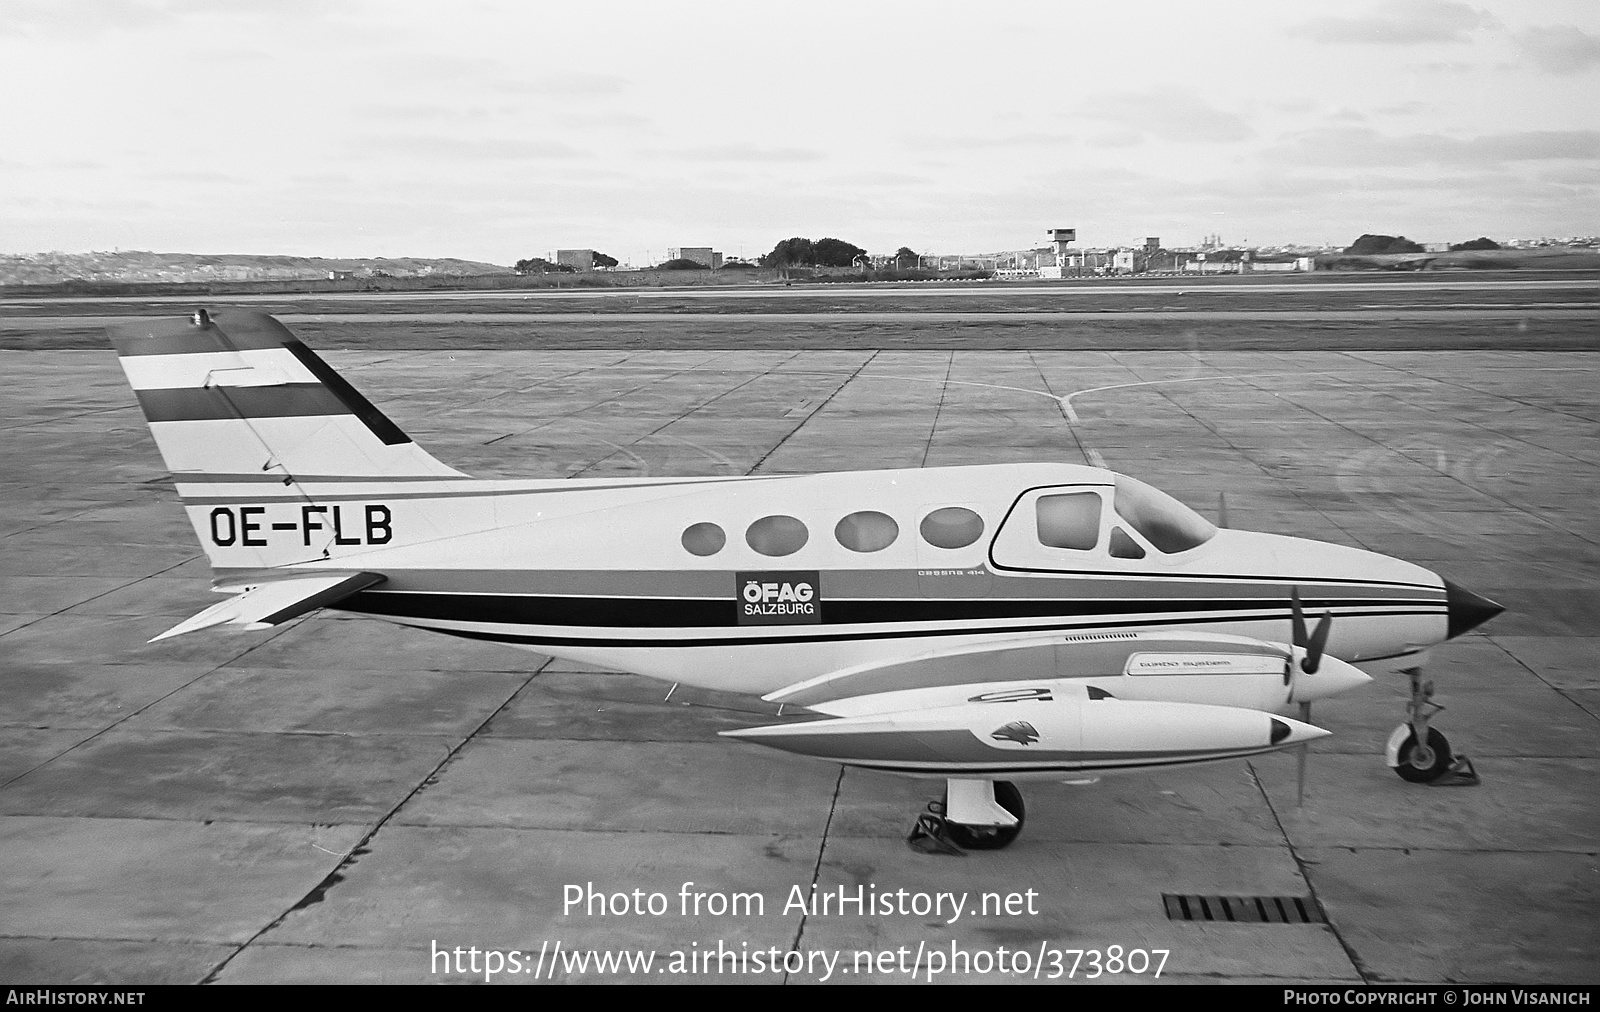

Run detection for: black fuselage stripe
[[338, 590, 1442, 628], [372, 607, 1446, 649]]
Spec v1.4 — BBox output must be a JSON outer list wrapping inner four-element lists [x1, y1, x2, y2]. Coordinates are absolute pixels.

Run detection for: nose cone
[[1445, 580, 1505, 639], [1293, 655, 1373, 703], [1270, 716, 1331, 746]]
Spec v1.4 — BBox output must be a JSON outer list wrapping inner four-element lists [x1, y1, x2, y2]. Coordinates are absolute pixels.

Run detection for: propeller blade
[[1217, 492, 1230, 529], [1304, 610, 1332, 674], [1290, 587, 1308, 649]]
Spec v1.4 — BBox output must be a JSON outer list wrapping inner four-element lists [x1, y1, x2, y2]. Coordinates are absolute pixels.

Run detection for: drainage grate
[[1162, 894, 1325, 924]]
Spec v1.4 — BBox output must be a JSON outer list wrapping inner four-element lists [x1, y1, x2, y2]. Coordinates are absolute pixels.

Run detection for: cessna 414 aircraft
[[109, 310, 1503, 850]]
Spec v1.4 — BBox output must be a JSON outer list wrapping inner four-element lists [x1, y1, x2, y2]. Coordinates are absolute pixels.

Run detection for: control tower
[[1047, 228, 1076, 261]]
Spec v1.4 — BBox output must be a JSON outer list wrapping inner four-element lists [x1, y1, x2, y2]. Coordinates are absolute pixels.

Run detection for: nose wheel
[[1388, 667, 1479, 785], [907, 780, 1026, 854]]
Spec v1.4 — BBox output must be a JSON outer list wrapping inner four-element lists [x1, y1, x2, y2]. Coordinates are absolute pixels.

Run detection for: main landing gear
[[907, 779, 1026, 855], [1387, 667, 1479, 786]]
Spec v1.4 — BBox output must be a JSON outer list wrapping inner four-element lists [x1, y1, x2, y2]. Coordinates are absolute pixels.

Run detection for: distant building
[[556, 249, 596, 270], [327, 270, 356, 281], [668, 247, 722, 269]]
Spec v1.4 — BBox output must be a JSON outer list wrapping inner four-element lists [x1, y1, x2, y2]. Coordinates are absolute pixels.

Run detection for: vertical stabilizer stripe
[[282, 341, 412, 445], [135, 383, 351, 421]]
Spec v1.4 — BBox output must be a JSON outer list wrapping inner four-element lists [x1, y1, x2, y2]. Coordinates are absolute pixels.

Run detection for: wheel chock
[[906, 804, 967, 856], [1430, 755, 1480, 786]]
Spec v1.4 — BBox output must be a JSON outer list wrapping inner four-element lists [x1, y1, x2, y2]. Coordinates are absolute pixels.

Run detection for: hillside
[[0, 250, 511, 286], [1315, 246, 1600, 272]]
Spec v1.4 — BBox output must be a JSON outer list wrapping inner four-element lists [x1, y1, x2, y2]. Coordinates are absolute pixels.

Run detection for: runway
[[1, 275, 1595, 309], [7, 308, 1599, 332], [1, 295, 1597, 983]]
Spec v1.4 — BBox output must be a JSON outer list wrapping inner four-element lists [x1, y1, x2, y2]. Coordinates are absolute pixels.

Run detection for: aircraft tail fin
[[109, 309, 463, 484]]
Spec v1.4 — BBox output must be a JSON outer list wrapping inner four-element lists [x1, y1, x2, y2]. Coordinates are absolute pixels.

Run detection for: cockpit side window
[[1112, 474, 1216, 554], [1109, 526, 1146, 559], [1036, 492, 1101, 550]]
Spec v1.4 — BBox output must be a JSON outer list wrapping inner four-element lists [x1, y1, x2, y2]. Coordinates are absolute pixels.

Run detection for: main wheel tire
[[944, 781, 1025, 851], [1395, 727, 1452, 783]]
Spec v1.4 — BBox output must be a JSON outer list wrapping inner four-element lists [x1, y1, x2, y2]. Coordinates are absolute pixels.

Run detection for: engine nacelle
[[724, 684, 1328, 777]]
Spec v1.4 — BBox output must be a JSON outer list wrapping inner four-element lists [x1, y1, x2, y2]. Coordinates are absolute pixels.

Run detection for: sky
[[2, 0, 1597, 265]]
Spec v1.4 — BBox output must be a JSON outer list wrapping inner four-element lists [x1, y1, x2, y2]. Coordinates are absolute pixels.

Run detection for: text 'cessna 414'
[[110, 310, 1503, 851]]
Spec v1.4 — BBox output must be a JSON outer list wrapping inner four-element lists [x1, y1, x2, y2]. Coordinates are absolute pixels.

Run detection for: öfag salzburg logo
[[736, 571, 822, 626]]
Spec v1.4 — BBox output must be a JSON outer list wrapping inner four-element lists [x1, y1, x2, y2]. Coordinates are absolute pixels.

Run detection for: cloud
[[558, 112, 652, 131], [1265, 127, 1600, 168], [658, 144, 824, 163], [363, 135, 588, 160], [0, 0, 335, 38], [1374, 101, 1434, 116], [1079, 92, 1253, 143], [1515, 25, 1600, 74], [902, 132, 1078, 152], [357, 103, 497, 123], [493, 74, 631, 98], [1086, 131, 1142, 149], [1289, 1, 1495, 45], [141, 169, 244, 184]]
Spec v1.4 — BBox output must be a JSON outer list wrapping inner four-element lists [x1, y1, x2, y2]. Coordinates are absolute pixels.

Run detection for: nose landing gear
[[907, 780, 1026, 854], [1386, 667, 1479, 786]]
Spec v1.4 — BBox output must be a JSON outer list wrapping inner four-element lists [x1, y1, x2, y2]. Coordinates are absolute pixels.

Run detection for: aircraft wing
[[150, 571, 386, 642]]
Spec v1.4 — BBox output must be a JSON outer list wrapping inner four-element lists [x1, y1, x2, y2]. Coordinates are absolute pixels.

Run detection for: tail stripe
[[282, 340, 411, 445], [135, 383, 351, 422]]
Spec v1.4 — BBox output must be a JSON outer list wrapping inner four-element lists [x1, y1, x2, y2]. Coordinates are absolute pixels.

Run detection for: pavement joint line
[[1060, 371, 1312, 422], [572, 349, 805, 479], [1321, 352, 1600, 473], [0, 402, 140, 433], [4, 810, 1593, 851], [1107, 370, 1378, 554], [784, 765, 846, 986], [197, 656, 557, 984], [1025, 350, 1096, 467], [415, 353, 634, 420], [479, 353, 732, 446], [10, 727, 471, 740], [0, 611, 306, 793], [1339, 350, 1600, 429], [1481, 638, 1600, 727], [748, 351, 881, 475], [1246, 759, 1371, 986], [0, 552, 201, 639], [918, 352, 955, 469], [1232, 370, 1600, 548]]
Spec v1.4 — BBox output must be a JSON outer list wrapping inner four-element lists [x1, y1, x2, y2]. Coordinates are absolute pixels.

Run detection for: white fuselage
[[192, 461, 1450, 698]]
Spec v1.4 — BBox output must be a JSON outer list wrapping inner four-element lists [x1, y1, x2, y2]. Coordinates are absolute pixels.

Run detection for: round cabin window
[[920, 507, 984, 549], [834, 511, 899, 553], [681, 522, 726, 557], [746, 515, 809, 557]]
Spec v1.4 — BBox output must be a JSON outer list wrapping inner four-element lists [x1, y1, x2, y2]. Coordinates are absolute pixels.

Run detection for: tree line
[[514, 237, 922, 271]]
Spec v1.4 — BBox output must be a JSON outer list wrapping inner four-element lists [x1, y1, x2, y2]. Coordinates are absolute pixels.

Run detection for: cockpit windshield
[[1112, 474, 1217, 554]]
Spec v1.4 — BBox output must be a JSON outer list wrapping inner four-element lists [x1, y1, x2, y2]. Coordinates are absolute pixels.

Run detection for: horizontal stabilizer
[[150, 571, 385, 642]]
